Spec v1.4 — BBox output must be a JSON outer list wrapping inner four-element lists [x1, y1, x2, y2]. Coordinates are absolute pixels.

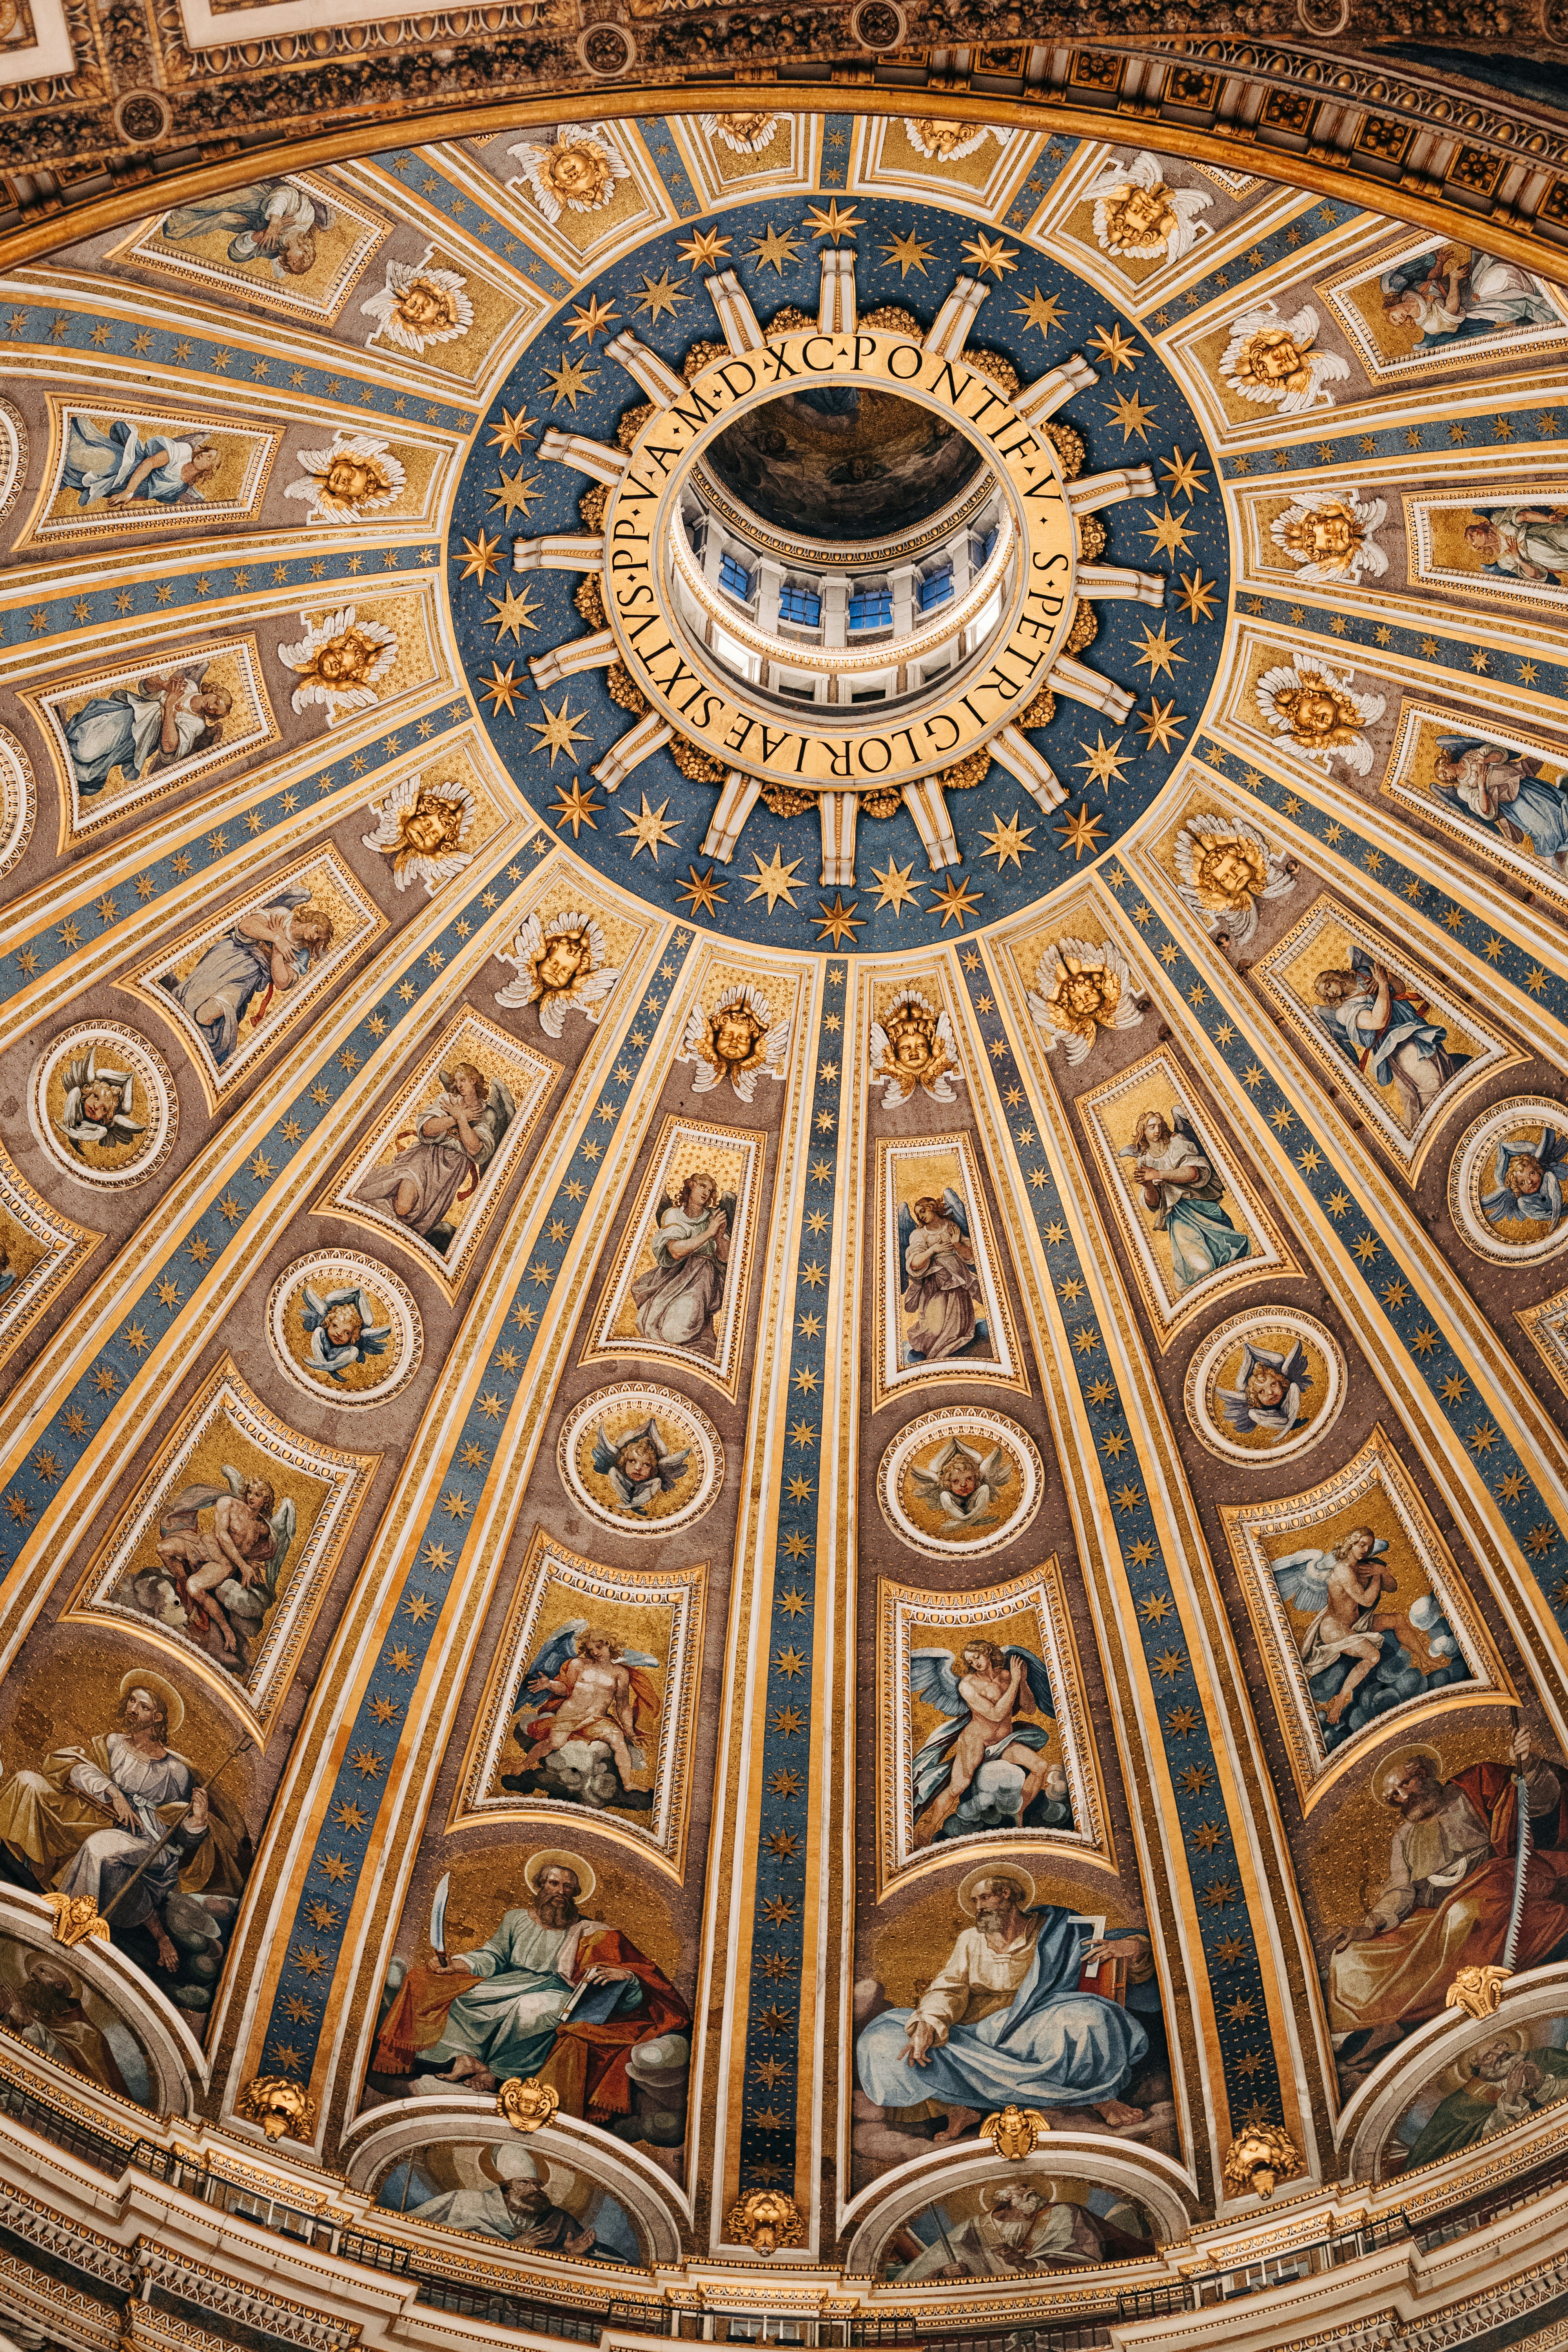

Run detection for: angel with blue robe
[[1309, 947, 1467, 1131], [1215, 1336, 1310, 1441], [60, 415, 220, 509], [590, 1416, 690, 1515], [899, 1188, 985, 1363], [152, 1468, 295, 1668], [1431, 736, 1568, 874], [512, 1620, 661, 1796], [300, 1282, 392, 1381], [162, 885, 334, 1067], [56, 1047, 144, 1156], [1121, 1109, 1250, 1292], [65, 664, 232, 800], [910, 1639, 1072, 1849], [1483, 1125, 1568, 1234]]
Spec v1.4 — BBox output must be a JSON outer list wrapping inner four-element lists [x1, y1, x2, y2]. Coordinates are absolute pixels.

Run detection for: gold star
[[619, 792, 679, 862], [635, 268, 690, 320], [815, 892, 863, 947], [1161, 445, 1210, 500], [488, 470, 543, 522], [746, 842, 803, 911], [567, 294, 620, 341], [1056, 804, 1106, 858], [1139, 502, 1195, 560], [1087, 321, 1140, 372], [551, 777, 601, 834], [931, 873, 984, 929], [880, 229, 934, 278], [544, 355, 598, 409], [1105, 388, 1157, 443], [677, 225, 733, 269], [960, 230, 1017, 278], [1138, 697, 1187, 752], [1132, 620, 1186, 679], [486, 581, 543, 639], [677, 862, 726, 915], [486, 404, 537, 456], [749, 225, 804, 275], [1176, 567, 1218, 622], [805, 198, 864, 243], [1075, 730, 1132, 789], [868, 856, 922, 913], [978, 808, 1035, 869], [458, 528, 503, 584], [1013, 285, 1065, 335], [529, 693, 591, 762], [481, 661, 526, 716]]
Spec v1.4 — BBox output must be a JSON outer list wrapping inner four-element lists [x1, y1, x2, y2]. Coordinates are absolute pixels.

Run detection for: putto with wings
[[869, 991, 965, 1107], [509, 1618, 662, 1809], [494, 909, 621, 1040], [1027, 936, 1144, 1067], [1216, 1334, 1311, 1441], [1220, 298, 1350, 416], [910, 1435, 1010, 1524], [1173, 814, 1296, 946], [361, 773, 475, 898], [909, 1637, 1072, 1849], [134, 1466, 296, 1672], [590, 1413, 691, 1516], [678, 983, 790, 1103], [57, 1045, 145, 1155], [897, 1189, 989, 1365], [300, 1280, 392, 1381]]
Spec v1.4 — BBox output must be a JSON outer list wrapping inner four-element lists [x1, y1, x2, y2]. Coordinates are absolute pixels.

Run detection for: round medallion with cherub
[[30, 1021, 176, 1189], [1450, 1096, 1568, 1266], [267, 1251, 423, 1406], [1185, 1307, 1346, 1467], [558, 1383, 724, 1537], [877, 1407, 1043, 1559]]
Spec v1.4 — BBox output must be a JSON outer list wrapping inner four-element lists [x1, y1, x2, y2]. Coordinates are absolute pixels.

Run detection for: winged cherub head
[[1255, 653, 1385, 774], [1085, 150, 1212, 260], [360, 252, 473, 354], [285, 432, 406, 525], [592, 1414, 692, 1511], [495, 908, 619, 1038], [1220, 301, 1349, 415], [508, 128, 629, 223], [1027, 935, 1143, 1066], [681, 982, 789, 1102], [886, 997, 939, 1074], [363, 775, 475, 895], [278, 605, 398, 720], [59, 1047, 146, 1154]]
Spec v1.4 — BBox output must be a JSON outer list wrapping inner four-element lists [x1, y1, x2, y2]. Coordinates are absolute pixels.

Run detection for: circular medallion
[[877, 1407, 1043, 1559], [558, 1382, 724, 1535], [267, 1251, 423, 1406], [1450, 1096, 1568, 1265], [1185, 1307, 1346, 1465], [0, 720, 33, 883], [30, 1022, 176, 1188]]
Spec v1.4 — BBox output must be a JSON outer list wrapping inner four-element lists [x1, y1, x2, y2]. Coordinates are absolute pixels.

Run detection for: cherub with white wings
[[911, 1435, 1010, 1526], [362, 773, 474, 897], [1270, 488, 1388, 587], [1216, 1334, 1310, 1441], [1083, 149, 1213, 261], [283, 430, 407, 525], [360, 249, 472, 355], [57, 1047, 145, 1156], [494, 909, 621, 1040], [151, 1469, 295, 1666], [679, 982, 789, 1103], [277, 606, 398, 723], [869, 991, 964, 1107], [1255, 650, 1385, 777], [1173, 814, 1296, 946], [1221, 299, 1350, 415], [590, 1414, 691, 1515], [1027, 935, 1144, 1067], [300, 1282, 392, 1382], [909, 1637, 1069, 1849], [512, 1619, 661, 1795]]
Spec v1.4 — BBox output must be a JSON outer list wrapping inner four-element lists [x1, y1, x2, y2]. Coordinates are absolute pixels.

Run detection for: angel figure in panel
[[360, 250, 473, 355], [1255, 652, 1384, 776], [1083, 149, 1213, 261], [679, 983, 789, 1103], [1463, 505, 1568, 587], [590, 1414, 691, 1516], [899, 1189, 986, 1364], [1027, 936, 1144, 1067], [163, 885, 334, 1069], [870, 992, 964, 1107], [162, 177, 330, 279], [141, 1470, 295, 1671], [1483, 1124, 1568, 1237], [362, 774, 474, 896], [1310, 947, 1471, 1131], [301, 1281, 392, 1381], [1269, 489, 1388, 587], [910, 1436, 1011, 1528], [1174, 814, 1296, 946], [1216, 1335, 1311, 1441], [352, 1057, 513, 1250], [62, 416, 221, 510], [1268, 1528, 1467, 1734], [510, 1621, 660, 1807], [1120, 1106, 1251, 1292], [632, 1171, 735, 1354], [1380, 245, 1559, 343], [65, 664, 232, 799], [1431, 737, 1568, 874], [1221, 299, 1350, 415], [495, 909, 620, 1040], [911, 1639, 1072, 1849], [278, 606, 397, 723], [57, 1047, 144, 1156], [285, 431, 407, 525]]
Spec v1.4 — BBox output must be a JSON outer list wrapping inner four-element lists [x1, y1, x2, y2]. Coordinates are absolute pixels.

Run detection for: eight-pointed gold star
[[486, 581, 543, 640], [528, 693, 592, 764], [488, 470, 544, 522], [1161, 444, 1211, 500], [551, 778, 602, 835], [1139, 501, 1196, 560], [457, 526, 503, 584], [566, 294, 620, 341], [978, 808, 1036, 869], [635, 269, 690, 321], [1105, 387, 1157, 443], [815, 891, 864, 946], [1138, 697, 1188, 752], [486, 404, 537, 456], [805, 198, 864, 243], [1012, 286, 1066, 335], [1132, 619, 1187, 679], [868, 856, 922, 913], [961, 231, 1017, 278], [544, 355, 598, 409], [750, 224, 804, 274], [1075, 730, 1132, 789], [1087, 321, 1141, 372], [931, 873, 984, 928], [480, 661, 526, 717], [619, 792, 679, 862], [880, 229, 934, 278], [1176, 567, 1219, 621], [677, 862, 727, 915], [1056, 803, 1107, 858], [677, 225, 733, 269], [746, 842, 804, 910]]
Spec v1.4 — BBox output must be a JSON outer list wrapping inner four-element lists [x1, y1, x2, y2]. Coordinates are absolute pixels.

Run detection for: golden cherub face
[[535, 933, 592, 992], [1245, 331, 1308, 385], [546, 145, 610, 203], [909, 118, 970, 158], [394, 280, 453, 329], [1279, 684, 1349, 741], [714, 111, 774, 145], [1196, 839, 1266, 904], [1056, 968, 1113, 1019], [712, 1009, 761, 1063], [1109, 183, 1174, 243], [1298, 510, 1358, 558], [323, 454, 389, 503], [892, 1026, 932, 1070], [313, 629, 378, 684]]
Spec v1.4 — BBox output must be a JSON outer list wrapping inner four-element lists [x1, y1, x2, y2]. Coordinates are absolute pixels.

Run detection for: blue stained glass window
[[849, 585, 892, 630], [919, 568, 953, 611], [719, 552, 753, 599], [779, 583, 822, 625]]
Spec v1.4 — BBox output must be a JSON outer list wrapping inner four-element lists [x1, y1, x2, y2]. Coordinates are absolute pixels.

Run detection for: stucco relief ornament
[[1174, 814, 1296, 945], [360, 249, 473, 355], [494, 909, 621, 1038], [236, 2076, 318, 2142], [728, 2188, 806, 2255], [1255, 651, 1385, 776], [1027, 936, 1145, 1066], [870, 991, 965, 1106], [362, 773, 475, 896], [1221, 299, 1350, 415], [702, 111, 780, 154], [1269, 488, 1388, 586], [278, 607, 398, 723], [679, 982, 790, 1102], [1446, 1962, 1515, 2020], [42, 1891, 110, 1949], [1082, 149, 1214, 260], [979, 2102, 1050, 2158], [284, 430, 407, 525], [509, 127, 629, 222], [904, 119, 1007, 160], [1221, 2121, 1304, 2201], [496, 2074, 560, 2132]]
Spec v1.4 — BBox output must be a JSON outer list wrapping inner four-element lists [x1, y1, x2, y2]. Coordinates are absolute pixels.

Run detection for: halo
[[956, 1863, 1035, 1916], [1375, 1744, 1443, 1804], [1460, 2025, 1530, 2076], [980, 2179, 1047, 2212], [21, 1946, 80, 1991], [524, 1848, 596, 1904], [118, 1668, 184, 1737], [483, 2141, 545, 2182]]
